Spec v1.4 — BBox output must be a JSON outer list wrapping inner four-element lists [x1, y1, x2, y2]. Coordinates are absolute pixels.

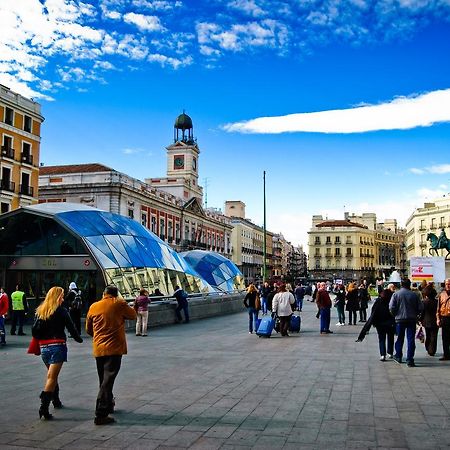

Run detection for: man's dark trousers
[[441, 316, 450, 358], [10, 310, 25, 334], [95, 355, 122, 418], [395, 321, 416, 362]]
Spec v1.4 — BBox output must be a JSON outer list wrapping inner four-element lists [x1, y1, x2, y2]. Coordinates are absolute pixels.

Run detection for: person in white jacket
[[272, 283, 295, 337]]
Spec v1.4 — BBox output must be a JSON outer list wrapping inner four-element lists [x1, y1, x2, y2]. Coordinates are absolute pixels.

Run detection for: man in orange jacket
[[86, 285, 137, 425]]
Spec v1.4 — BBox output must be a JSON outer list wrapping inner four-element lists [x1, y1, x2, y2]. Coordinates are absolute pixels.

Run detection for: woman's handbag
[[255, 295, 261, 310], [416, 326, 425, 343], [27, 337, 41, 355]]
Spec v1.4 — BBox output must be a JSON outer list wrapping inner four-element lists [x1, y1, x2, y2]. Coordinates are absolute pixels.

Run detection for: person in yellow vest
[[10, 284, 28, 335]]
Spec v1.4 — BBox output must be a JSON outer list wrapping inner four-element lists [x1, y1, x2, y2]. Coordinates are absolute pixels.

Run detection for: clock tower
[[146, 112, 203, 201]]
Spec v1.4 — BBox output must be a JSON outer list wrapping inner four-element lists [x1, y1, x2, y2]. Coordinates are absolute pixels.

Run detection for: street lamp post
[[263, 170, 267, 283]]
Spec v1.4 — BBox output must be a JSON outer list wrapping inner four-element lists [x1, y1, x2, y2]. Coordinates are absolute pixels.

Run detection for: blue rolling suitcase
[[290, 314, 301, 333], [255, 318, 262, 332], [256, 316, 275, 337]]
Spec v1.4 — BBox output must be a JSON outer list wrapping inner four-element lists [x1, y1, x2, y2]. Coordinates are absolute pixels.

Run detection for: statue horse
[[426, 232, 450, 259]]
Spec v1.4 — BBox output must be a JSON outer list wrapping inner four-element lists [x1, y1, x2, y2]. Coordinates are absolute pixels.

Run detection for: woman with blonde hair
[[345, 282, 359, 325], [32, 286, 82, 420]]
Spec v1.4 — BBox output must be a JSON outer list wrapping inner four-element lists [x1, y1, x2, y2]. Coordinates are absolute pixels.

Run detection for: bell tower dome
[[146, 111, 203, 202]]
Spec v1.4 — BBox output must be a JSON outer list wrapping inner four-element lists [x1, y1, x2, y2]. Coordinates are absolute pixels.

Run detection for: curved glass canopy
[[181, 250, 245, 292], [0, 203, 216, 297]]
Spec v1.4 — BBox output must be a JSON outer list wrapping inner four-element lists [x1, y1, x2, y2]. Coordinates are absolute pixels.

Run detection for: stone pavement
[[1, 299, 450, 450]]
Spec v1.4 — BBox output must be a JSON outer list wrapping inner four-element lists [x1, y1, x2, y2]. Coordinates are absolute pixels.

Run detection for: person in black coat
[[420, 284, 439, 356], [357, 289, 396, 361]]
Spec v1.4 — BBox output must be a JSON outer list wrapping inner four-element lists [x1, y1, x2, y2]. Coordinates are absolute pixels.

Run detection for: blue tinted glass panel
[[104, 236, 132, 267], [121, 235, 146, 267], [85, 236, 119, 268], [58, 211, 102, 237]]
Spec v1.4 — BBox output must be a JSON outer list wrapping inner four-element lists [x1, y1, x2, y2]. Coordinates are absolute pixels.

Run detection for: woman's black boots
[[39, 391, 54, 420], [52, 384, 63, 408]]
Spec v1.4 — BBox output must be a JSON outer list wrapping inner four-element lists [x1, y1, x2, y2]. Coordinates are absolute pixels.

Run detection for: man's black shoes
[[94, 416, 115, 425]]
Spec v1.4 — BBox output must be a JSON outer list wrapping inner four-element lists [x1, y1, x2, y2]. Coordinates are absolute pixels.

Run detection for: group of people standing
[[358, 278, 450, 367]]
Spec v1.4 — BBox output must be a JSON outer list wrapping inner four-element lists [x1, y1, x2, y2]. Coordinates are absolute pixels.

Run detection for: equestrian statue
[[427, 229, 450, 259]]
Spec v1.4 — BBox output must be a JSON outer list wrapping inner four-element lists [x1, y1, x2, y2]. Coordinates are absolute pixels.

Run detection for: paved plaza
[[1, 299, 450, 450]]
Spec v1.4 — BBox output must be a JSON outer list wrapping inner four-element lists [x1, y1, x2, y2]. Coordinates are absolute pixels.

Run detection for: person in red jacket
[[0, 287, 8, 346], [316, 282, 333, 334]]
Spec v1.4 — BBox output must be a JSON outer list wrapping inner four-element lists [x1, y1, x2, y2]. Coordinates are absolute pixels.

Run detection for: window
[[24, 115, 32, 133], [440, 216, 445, 227], [1, 202, 9, 213], [326, 248, 331, 256], [22, 142, 32, 164], [326, 236, 331, 244], [431, 218, 436, 229], [315, 259, 320, 269], [335, 236, 341, 244], [151, 216, 157, 233], [20, 172, 32, 196], [128, 209, 134, 219], [141, 212, 148, 227], [159, 218, 165, 239], [5, 107, 13, 125], [314, 236, 321, 244], [335, 248, 341, 256], [420, 219, 425, 230], [168, 221, 173, 240], [315, 248, 320, 256], [346, 248, 352, 256]]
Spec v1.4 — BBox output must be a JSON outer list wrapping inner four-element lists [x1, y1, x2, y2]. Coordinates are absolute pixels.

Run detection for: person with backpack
[[174, 285, 189, 324], [66, 282, 83, 335]]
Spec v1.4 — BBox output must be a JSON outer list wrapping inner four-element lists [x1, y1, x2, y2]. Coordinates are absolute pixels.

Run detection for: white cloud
[[123, 12, 165, 32], [223, 89, 450, 134], [148, 53, 192, 69], [228, 0, 266, 17], [123, 147, 144, 154], [409, 164, 450, 175]]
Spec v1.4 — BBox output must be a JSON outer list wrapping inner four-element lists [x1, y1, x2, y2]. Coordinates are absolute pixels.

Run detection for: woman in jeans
[[32, 286, 82, 419], [243, 284, 259, 334], [371, 289, 396, 361], [333, 284, 346, 326]]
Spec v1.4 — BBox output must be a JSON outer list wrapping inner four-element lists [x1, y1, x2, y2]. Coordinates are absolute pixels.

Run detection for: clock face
[[192, 157, 197, 171], [174, 155, 184, 169]]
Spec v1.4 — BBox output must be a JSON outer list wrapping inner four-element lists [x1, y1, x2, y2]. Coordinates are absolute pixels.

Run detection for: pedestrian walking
[[66, 281, 83, 336], [358, 282, 369, 322], [345, 282, 359, 325], [420, 284, 439, 356], [357, 289, 395, 361], [304, 284, 313, 302], [389, 278, 424, 367], [316, 282, 333, 334], [436, 278, 450, 361], [134, 288, 150, 336], [294, 283, 305, 312], [31, 286, 83, 420], [272, 283, 295, 337], [174, 285, 190, 324], [333, 283, 346, 326], [243, 284, 260, 334], [10, 284, 28, 335], [0, 287, 9, 346], [86, 285, 137, 425], [260, 281, 271, 315]]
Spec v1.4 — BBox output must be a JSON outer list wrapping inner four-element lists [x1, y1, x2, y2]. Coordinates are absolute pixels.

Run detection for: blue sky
[[1, 0, 450, 249]]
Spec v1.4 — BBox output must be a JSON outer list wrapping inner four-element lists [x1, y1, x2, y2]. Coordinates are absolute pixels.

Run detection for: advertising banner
[[409, 257, 446, 283]]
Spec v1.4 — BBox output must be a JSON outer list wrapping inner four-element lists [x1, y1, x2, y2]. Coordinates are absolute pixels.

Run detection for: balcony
[[19, 184, 34, 196], [0, 180, 15, 192], [346, 253, 353, 258], [419, 242, 427, 248], [1, 146, 15, 159], [418, 227, 426, 231], [430, 225, 437, 230], [21, 153, 33, 165]]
